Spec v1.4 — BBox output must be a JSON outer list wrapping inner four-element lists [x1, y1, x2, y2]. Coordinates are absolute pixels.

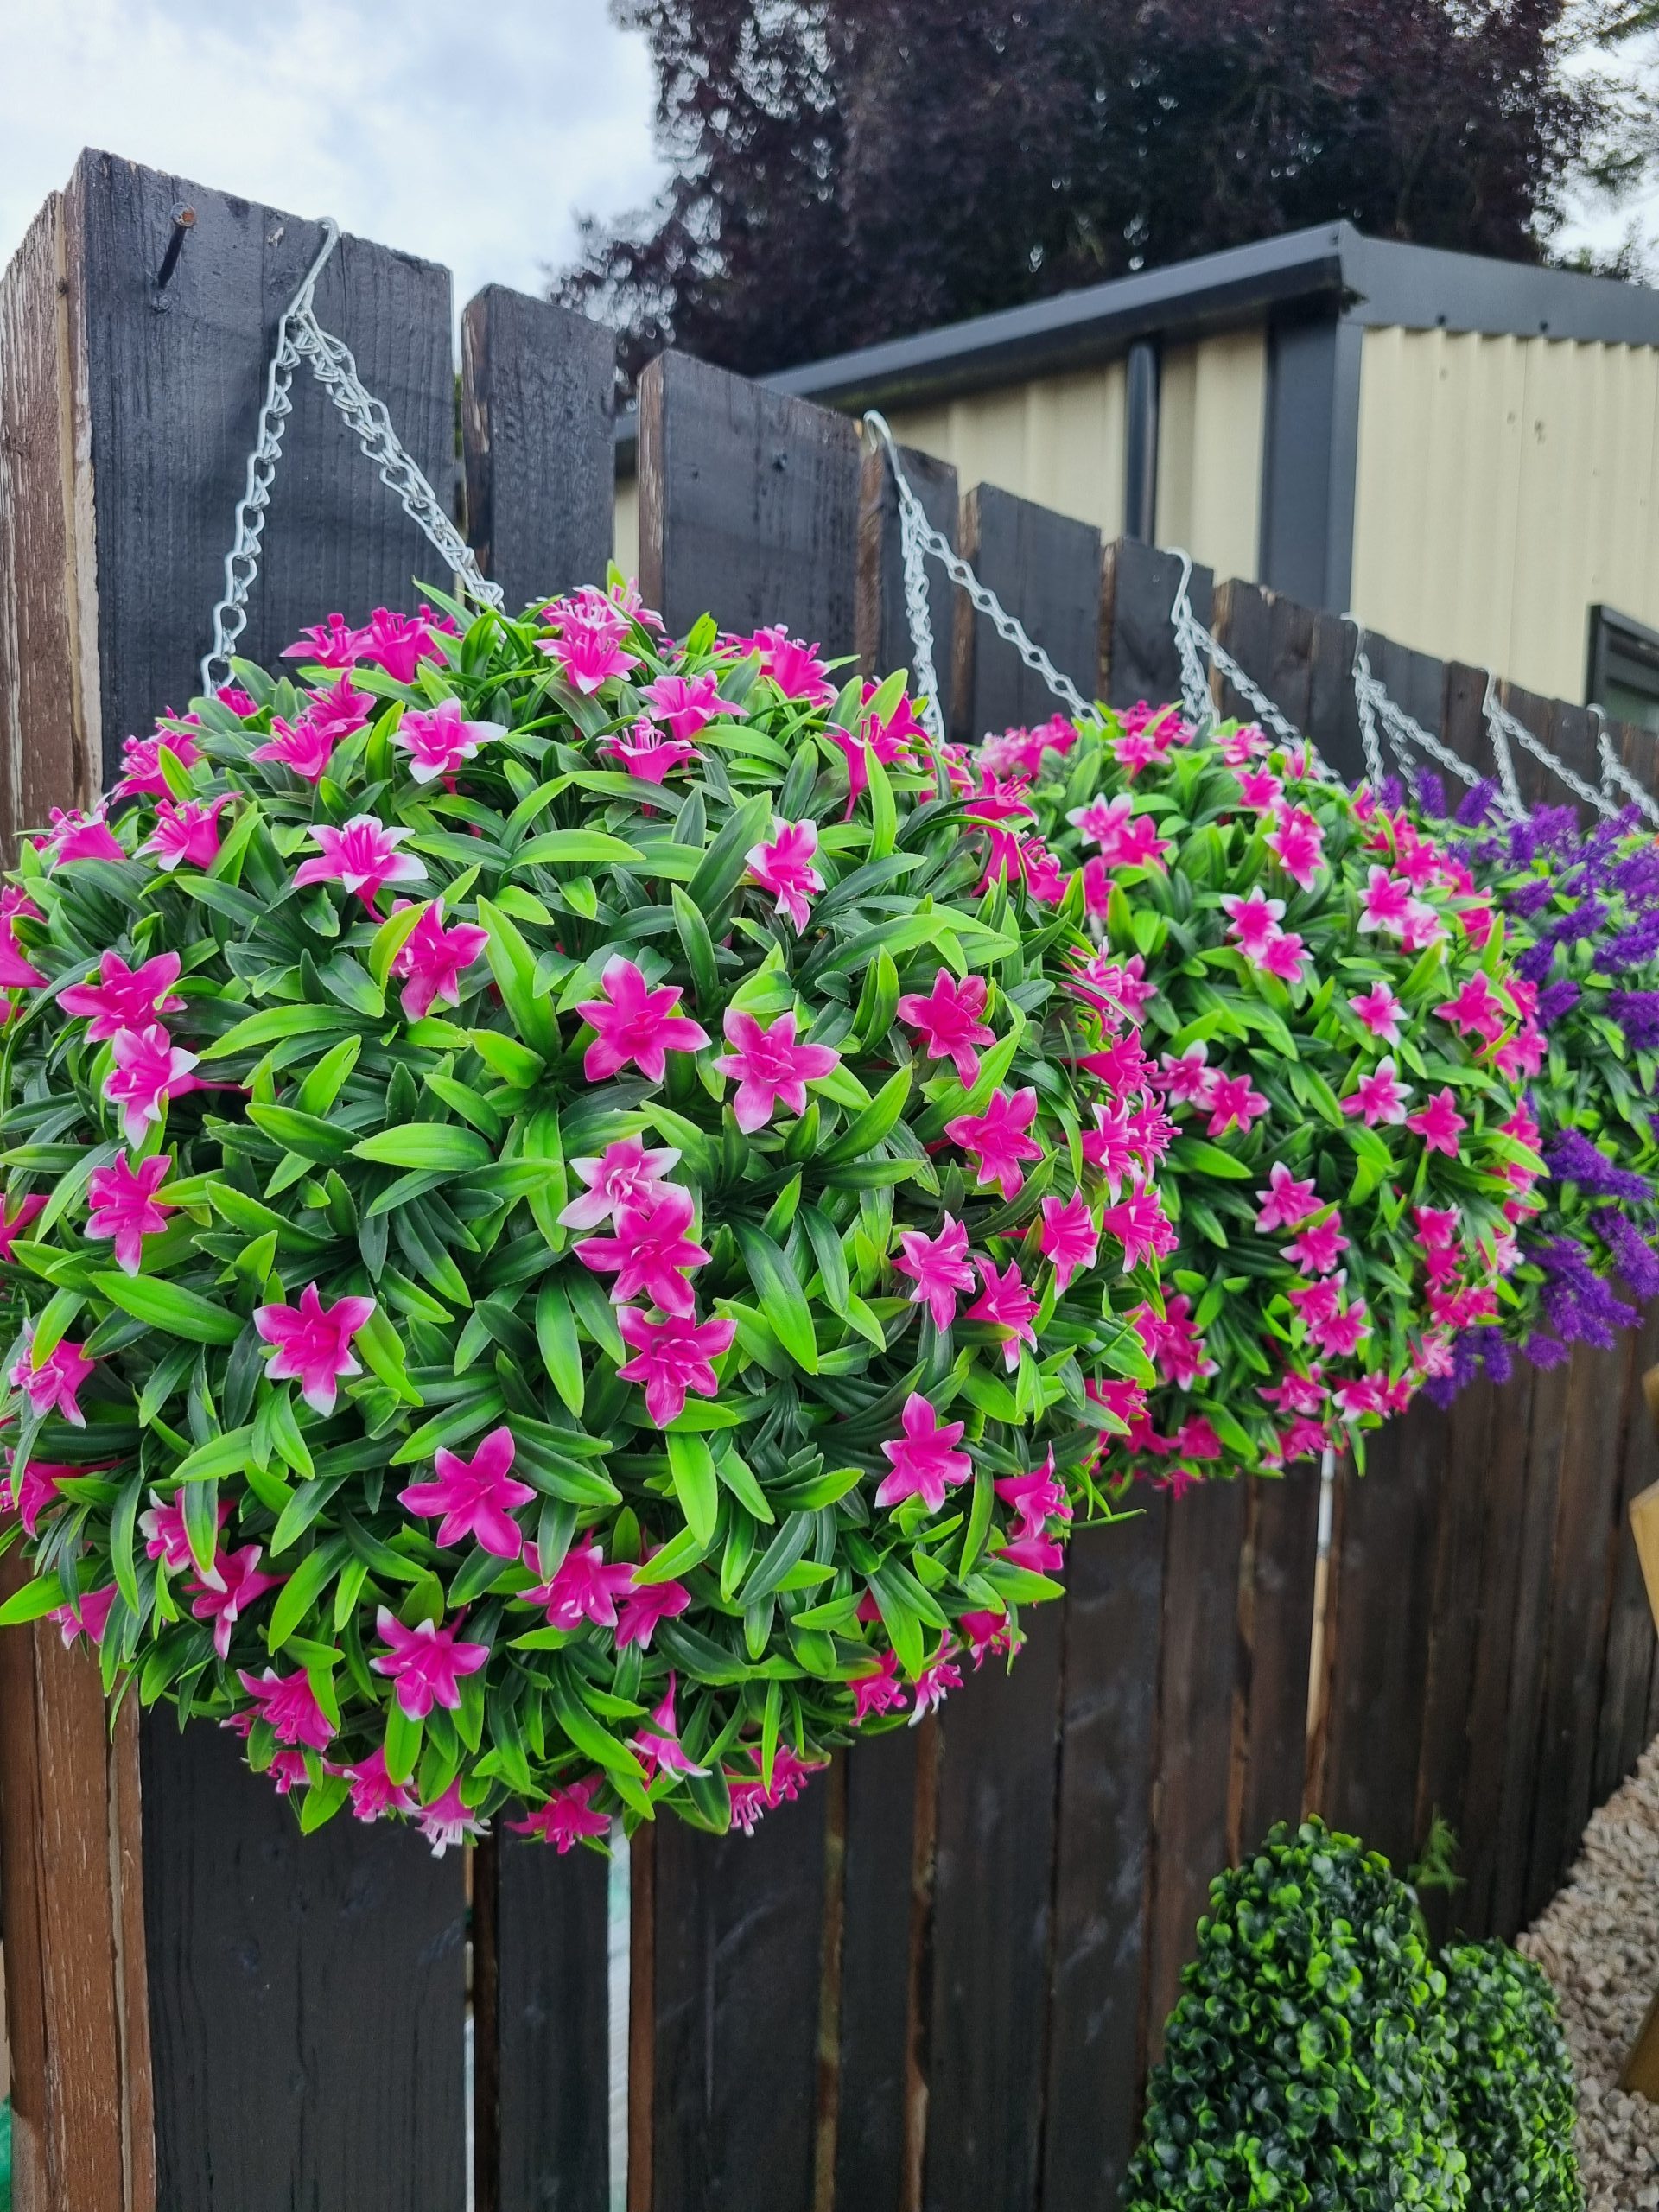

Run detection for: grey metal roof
[[616, 220, 1659, 472]]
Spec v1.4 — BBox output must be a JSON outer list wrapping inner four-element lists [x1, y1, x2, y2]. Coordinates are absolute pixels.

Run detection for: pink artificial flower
[[615, 1308, 736, 1427], [1235, 766, 1284, 809], [0, 1192, 47, 1260], [995, 1452, 1069, 1535], [966, 1256, 1039, 1372], [1260, 1366, 1327, 1415], [1098, 1184, 1178, 1272], [304, 674, 375, 744], [615, 1558, 693, 1650], [575, 1184, 709, 1318], [959, 1609, 1021, 1668], [343, 1747, 418, 1822], [1401, 898, 1447, 954], [250, 715, 340, 785], [895, 969, 995, 1087], [1081, 1103, 1138, 1196], [525, 1535, 637, 1631], [60, 950, 186, 1041], [1342, 1057, 1412, 1127], [1491, 1023, 1544, 1083], [1160, 1043, 1217, 1107], [418, 1780, 488, 1855], [397, 1425, 535, 1558], [1067, 948, 1156, 1027], [1065, 794, 1169, 868], [282, 613, 365, 667], [639, 671, 731, 741], [104, 1024, 201, 1146], [727, 1744, 825, 1834], [86, 1150, 175, 1274], [0, 912, 44, 990], [252, 1282, 377, 1414], [390, 904, 489, 1021], [191, 1544, 281, 1659], [137, 796, 228, 874], [602, 720, 698, 784], [910, 1656, 963, 1721], [745, 817, 823, 931], [54, 1585, 118, 1648], [1255, 1161, 1320, 1231], [1414, 1203, 1461, 1249], [394, 696, 504, 783], [875, 1392, 972, 1510], [633, 1673, 708, 1782], [1358, 866, 1414, 938], [140, 1488, 230, 1574], [1000, 1527, 1068, 1572], [1260, 931, 1309, 986], [1435, 972, 1510, 1046], [1407, 1088, 1467, 1157], [543, 620, 638, 693], [115, 726, 205, 799], [893, 1213, 976, 1330], [372, 1607, 490, 1719], [1037, 1192, 1099, 1294], [851, 1647, 907, 1721], [1263, 804, 1325, 890], [293, 815, 426, 909], [713, 1007, 840, 1132], [944, 1087, 1044, 1199], [0, 1455, 66, 1536], [558, 1139, 683, 1231], [575, 955, 710, 1084], [38, 807, 125, 865], [1205, 1073, 1269, 1138], [1220, 888, 1286, 961], [238, 1665, 335, 1748], [512, 1776, 611, 1851], [9, 1328, 94, 1424], [1349, 982, 1404, 1046], [1284, 1215, 1349, 1274], [356, 605, 457, 684], [736, 626, 836, 705]]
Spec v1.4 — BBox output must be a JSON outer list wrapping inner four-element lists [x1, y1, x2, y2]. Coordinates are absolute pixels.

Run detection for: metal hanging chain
[[1166, 550, 1339, 782], [1350, 626, 1509, 814], [1592, 708, 1659, 828], [201, 219, 503, 695], [1481, 671, 1626, 822]]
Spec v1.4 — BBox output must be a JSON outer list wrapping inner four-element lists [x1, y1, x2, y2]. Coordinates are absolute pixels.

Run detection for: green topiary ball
[[1126, 1818, 1468, 2210], [1441, 1941, 1582, 2211]]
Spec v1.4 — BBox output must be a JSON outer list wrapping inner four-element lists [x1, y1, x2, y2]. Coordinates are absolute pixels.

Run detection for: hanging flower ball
[[0, 579, 1163, 1849], [990, 706, 1539, 1490]]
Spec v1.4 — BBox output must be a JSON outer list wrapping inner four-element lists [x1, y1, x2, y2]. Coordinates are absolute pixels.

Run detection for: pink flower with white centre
[[138, 796, 228, 874], [616, 1308, 736, 1427], [1255, 1161, 1320, 1232], [104, 1024, 200, 1145], [1139, 1294, 1218, 1388], [0, 1455, 67, 1537], [713, 1007, 841, 1133], [418, 1781, 489, 1856], [249, 715, 340, 785], [397, 1425, 536, 1559], [1414, 1203, 1461, 1249], [355, 605, 457, 684], [282, 613, 365, 667], [575, 955, 710, 1084], [1342, 1057, 1412, 1127], [1130, 1101, 1178, 1166], [1098, 1184, 1178, 1272], [1491, 1024, 1544, 1083], [1349, 982, 1405, 1046], [10, 1328, 94, 1424], [1083, 1031, 1155, 1094], [305, 674, 375, 744], [1260, 932, 1309, 986], [238, 1665, 336, 1749], [944, 1086, 1044, 1199], [616, 1557, 693, 1651], [1332, 1378, 1385, 1421], [252, 1283, 376, 1414], [1159, 1043, 1217, 1108], [115, 727, 204, 799], [737, 625, 836, 705], [86, 1150, 174, 1274], [633, 1674, 708, 1783], [876, 1392, 972, 1511], [389, 905, 490, 1021], [139, 1489, 230, 1575], [639, 671, 733, 741], [851, 1648, 907, 1721], [1307, 1298, 1371, 1359], [909, 1656, 963, 1722], [293, 815, 426, 909], [1235, 766, 1284, 810], [1284, 1215, 1349, 1274], [1434, 972, 1510, 1046], [1401, 899, 1447, 953], [966, 1257, 1039, 1372], [1081, 1103, 1138, 1196], [372, 1609, 490, 1719], [1205, 1073, 1269, 1138], [394, 696, 505, 783], [1259, 1366, 1327, 1415], [1263, 803, 1325, 890], [959, 1609, 1021, 1668], [1220, 888, 1286, 961], [602, 719, 699, 784], [1219, 721, 1272, 766], [1037, 1192, 1099, 1294], [558, 1139, 683, 1232], [542, 621, 639, 693], [1276, 1416, 1332, 1465], [525, 1534, 637, 1632], [1357, 866, 1414, 937], [575, 1185, 709, 1319], [727, 1744, 827, 1832], [54, 1586, 117, 1648], [893, 1213, 976, 1330], [190, 1545, 281, 1660], [1067, 792, 1135, 849], [995, 1452, 1070, 1536], [1407, 1088, 1468, 1158], [512, 1777, 610, 1852], [896, 969, 995, 1087], [0, 1192, 47, 1260], [1067, 948, 1155, 1027], [1102, 810, 1171, 870], [745, 817, 823, 932], [343, 1748, 418, 1823], [37, 806, 125, 866]]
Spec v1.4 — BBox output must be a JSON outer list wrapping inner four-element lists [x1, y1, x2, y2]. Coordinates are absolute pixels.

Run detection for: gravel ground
[[1520, 1739, 1659, 2209]]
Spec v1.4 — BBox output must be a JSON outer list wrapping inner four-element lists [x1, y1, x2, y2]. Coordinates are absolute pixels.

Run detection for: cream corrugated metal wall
[[1154, 329, 1266, 586], [884, 362, 1129, 538], [1352, 325, 1659, 704]]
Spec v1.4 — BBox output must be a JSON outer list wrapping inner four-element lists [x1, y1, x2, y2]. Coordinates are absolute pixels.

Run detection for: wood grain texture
[[71, 148, 454, 777], [950, 483, 1102, 741], [1100, 541, 1212, 711], [140, 1719, 466, 2212], [830, 1730, 918, 2212], [461, 287, 615, 612], [1040, 1505, 1167, 2212], [1234, 1468, 1322, 1859], [637, 352, 861, 651], [1307, 613, 1364, 785], [856, 440, 957, 732]]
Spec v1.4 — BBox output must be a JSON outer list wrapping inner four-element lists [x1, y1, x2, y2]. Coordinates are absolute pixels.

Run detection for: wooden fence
[[0, 149, 1656, 2212]]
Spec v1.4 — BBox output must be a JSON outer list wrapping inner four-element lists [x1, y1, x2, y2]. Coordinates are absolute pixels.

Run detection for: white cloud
[[0, 0, 666, 327]]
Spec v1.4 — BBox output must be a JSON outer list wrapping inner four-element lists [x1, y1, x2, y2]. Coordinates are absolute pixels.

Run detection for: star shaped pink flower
[[250, 715, 341, 785], [293, 815, 426, 909], [61, 950, 187, 1039], [86, 1150, 175, 1274], [397, 1425, 536, 1558], [10, 1328, 94, 1424], [616, 1308, 736, 1427], [394, 696, 505, 783], [639, 671, 732, 741], [1262, 804, 1325, 891], [137, 796, 228, 874], [191, 1544, 281, 1659], [966, 1256, 1039, 1371], [602, 720, 699, 784], [372, 1608, 490, 1719], [542, 620, 638, 693], [1342, 1057, 1411, 1127], [524, 1534, 637, 1631], [745, 817, 823, 931], [616, 1557, 693, 1650], [342, 1748, 418, 1823], [944, 1086, 1045, 1199], [252, 1282, 377, 1414], [875, 1391, 972, 1510], [896, 969, 995, 1087], [512, 1776, 611, 1851], [1036, 1192, 1099, 1293], [1434, 972, 1510, 1045], [575, 955, 710, 1084], [237, 1664, 335, 1748], [713, 1007, 840, 1132], [389, 904, 489, 1020], [1205, 1072, 1269, 1138], [558, 1139, 683, 1231], [574, 1184, 709, 1318], [1348, 982, 1404, 1045], [104, 1023, 201, 1146], [1406, 1087, 1467, 1157], [892, 1213, 976, 1329], [1255, 1161, 1319, 1231]]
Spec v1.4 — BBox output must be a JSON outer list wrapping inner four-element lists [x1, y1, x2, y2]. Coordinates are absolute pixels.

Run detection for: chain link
[[1166, 550, 1339, 782], [1593, 710, 1659, 827], [1482, 672, 1622, 820], [201, 219, 503, 695]]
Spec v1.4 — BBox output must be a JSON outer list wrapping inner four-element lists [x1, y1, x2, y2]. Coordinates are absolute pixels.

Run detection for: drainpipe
[[1123, 337, 1160, 542]]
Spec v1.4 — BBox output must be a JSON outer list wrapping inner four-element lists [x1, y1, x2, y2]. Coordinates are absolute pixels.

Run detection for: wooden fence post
[[856, 435, 957, 731], [951, 485, 1102, 740], [1099, 542, 1211, 710]]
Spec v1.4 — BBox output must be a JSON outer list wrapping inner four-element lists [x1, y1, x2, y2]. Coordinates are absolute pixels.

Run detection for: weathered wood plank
[[830, 1731, 918, 2212], [1595, 1300, 1659, 1806], [1100, 541, 1212, 712], [856, 439, 957, 732], [951, 483, 1101, 741], [1234, 1467, 1322, 1859], [460, 286, 615, 613], [1307, 613, 1363, 785]]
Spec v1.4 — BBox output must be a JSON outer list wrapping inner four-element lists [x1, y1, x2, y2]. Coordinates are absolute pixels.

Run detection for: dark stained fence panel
[[830, 1730, 920, 2212], [952, 482, 1102, 740], [1101, 540, 1212, 711], [1306, 613, 1364, 785], [1235, 1468, 1322, 1858], [857, 438, 958, 732]]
